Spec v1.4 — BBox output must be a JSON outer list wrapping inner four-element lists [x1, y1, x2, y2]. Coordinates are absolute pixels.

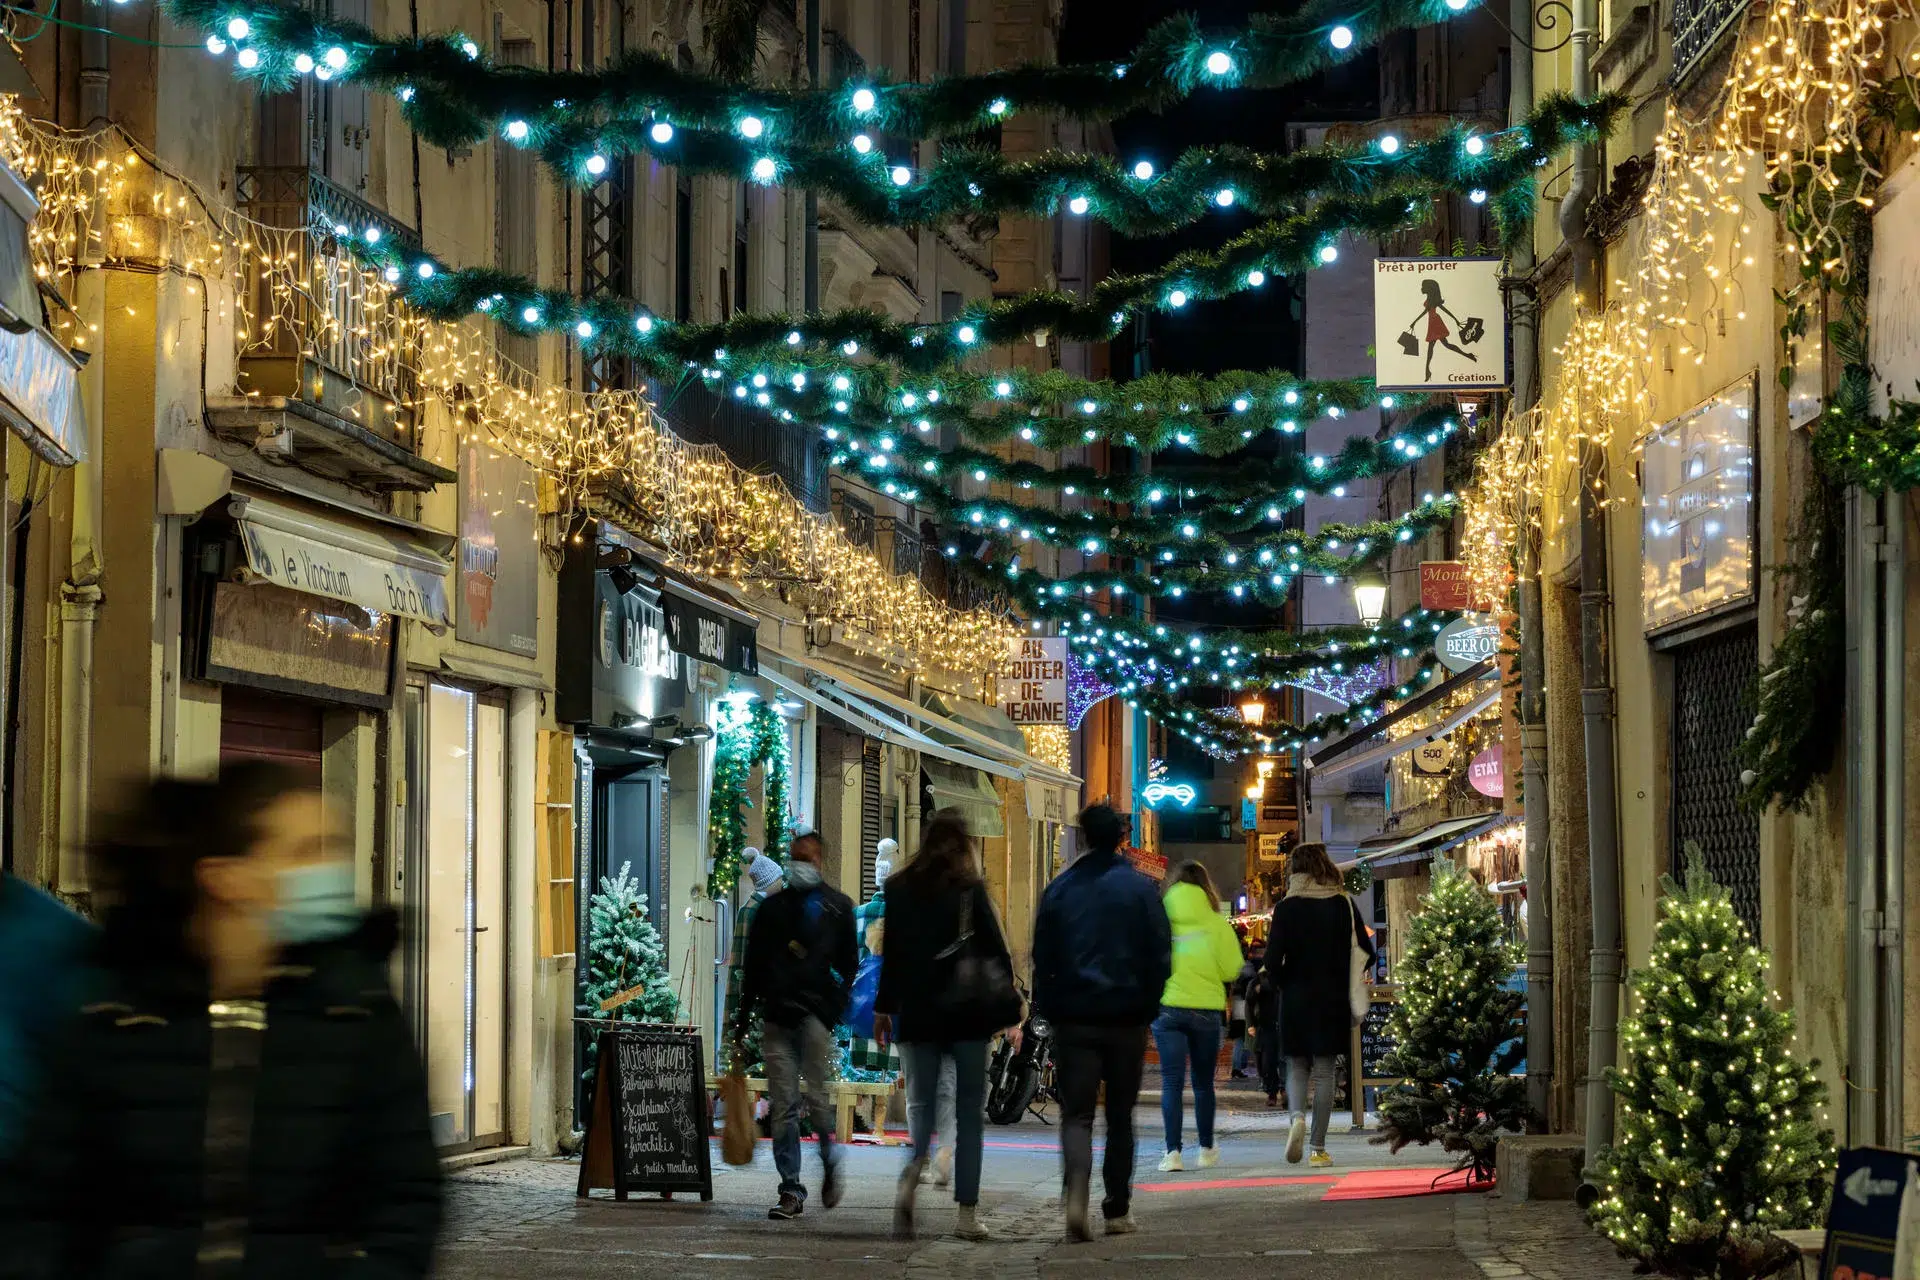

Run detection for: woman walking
[[1153, 862, 1244, 1171], [1264, 843, 1374, 1168], [3, 763, 442, 1278], [874, 810, 1020, 1242]]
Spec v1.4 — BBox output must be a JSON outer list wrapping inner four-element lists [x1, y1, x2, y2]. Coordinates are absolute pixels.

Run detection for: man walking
[[734, 832, 856, 1221], [1032, 803, 1172, 1241]]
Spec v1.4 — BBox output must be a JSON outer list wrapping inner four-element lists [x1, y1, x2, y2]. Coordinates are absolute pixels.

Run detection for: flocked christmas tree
[[578, 862, 679, 1082], [1587, 853, 1834, 1280], [1374, 856, 1528, 1178]]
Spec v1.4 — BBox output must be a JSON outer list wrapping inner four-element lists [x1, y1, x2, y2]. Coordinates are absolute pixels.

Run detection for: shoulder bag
[[932, 890, 1023, 1034]]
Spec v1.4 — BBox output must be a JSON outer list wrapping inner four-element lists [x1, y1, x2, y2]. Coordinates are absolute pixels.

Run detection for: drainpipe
[[56, 35, 110, 894], [1880, 498, 1903, 1149], [1577, 469, 1623, 1174], [1558, 0, 1601, 310], [1508, 0, 1554, 1133], [803, 0, 819, 312]]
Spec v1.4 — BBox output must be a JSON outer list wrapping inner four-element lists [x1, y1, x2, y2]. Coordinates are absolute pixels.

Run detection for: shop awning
[[228, 493, 453, 629], [924, 759, 1007, 837], [1307, 659, 1496, 770], [0, 160, 82, 467], [1341, 812, 1507, 877], [758, 664, 1025, 781], [660, 570, 759, 674], [1307, 682, 1502, 781]]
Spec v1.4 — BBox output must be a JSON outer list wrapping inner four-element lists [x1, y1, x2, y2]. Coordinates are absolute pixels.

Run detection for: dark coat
[[1032, 850, 1173, 1028], [873, 876, 1012, 1043], [1, 911, 442, 1280], [738, 878, 857, 1032], [1264, 885, 1375, 1058]]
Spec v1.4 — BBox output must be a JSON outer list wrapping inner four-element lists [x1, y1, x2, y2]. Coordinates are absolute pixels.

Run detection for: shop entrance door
[[405, 682, 509, 1152]]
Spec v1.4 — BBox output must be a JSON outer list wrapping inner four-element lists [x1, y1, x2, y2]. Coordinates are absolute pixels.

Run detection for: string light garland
[[1112, 658, 1443, 757], [1056, 605, 1455, 690], [348, 190, 1450, 373], [0, 108, 1015, 682], [166, 0, 1483, 155], [1587, 852, 1834, 1277], [707, 698, 793, 896]]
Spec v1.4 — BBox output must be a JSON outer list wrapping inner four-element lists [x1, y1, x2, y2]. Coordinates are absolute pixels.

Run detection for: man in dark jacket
[[1032, 803, 1172, 1242], [735, 831, 856, 1221]]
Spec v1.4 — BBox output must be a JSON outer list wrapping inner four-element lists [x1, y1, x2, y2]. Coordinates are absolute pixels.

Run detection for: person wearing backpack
[[874, 810, 1018, 1243], [734, 831, 857, 1221]]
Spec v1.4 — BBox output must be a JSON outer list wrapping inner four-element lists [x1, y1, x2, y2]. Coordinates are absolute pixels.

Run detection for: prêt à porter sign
[[999, 637, 1067, 725]]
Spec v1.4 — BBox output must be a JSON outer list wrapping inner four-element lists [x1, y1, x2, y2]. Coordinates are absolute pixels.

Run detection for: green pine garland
[[1110, 656, 1442, 757], [169, 0, 1482, 152], [1587, 851, 1834, 1279], [1374, 857, 1529, 1178], [708, 699, 793, 897]]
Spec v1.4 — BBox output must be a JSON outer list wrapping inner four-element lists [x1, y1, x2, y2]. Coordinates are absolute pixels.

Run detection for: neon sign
[[1141, 781, 1197, 808]]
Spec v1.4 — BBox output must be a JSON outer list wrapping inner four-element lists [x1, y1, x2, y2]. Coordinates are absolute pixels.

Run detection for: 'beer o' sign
[[999, 637, 1067, 725], [1437, 614, 1501, 674]]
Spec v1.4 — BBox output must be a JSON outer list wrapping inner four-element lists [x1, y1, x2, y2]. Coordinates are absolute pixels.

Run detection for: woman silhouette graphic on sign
[[1405, 277, 1479, 381]]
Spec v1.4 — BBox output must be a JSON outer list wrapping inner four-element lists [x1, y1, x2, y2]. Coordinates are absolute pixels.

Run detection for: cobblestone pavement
[[439, 1094, 1645, 1279]]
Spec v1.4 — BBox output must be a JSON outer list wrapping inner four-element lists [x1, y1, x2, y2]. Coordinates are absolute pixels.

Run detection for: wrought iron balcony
[[655, 379, 828, 513], [1671, 0, 1750, 83], [232, 166, 421, 447]]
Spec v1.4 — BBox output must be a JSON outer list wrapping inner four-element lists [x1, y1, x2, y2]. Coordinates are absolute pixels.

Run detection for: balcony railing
[[833, 492, 877, 548], [234, 166, 420, 440], [1671, 0, 1750, 83], [653, 380, 828, 512]]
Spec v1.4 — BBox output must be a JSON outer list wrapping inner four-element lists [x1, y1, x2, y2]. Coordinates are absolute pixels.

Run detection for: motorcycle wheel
[[987, 1064, 1039, 1125]]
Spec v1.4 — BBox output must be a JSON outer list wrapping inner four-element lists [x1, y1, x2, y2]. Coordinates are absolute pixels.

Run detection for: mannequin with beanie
[[723, 849, 784, 1074]]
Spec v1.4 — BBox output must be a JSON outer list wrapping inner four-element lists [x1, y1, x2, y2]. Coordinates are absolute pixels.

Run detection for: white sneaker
[[1286, 1115, 1307, 1164], [954, 1203, 990, 1241], [1064, 1182, 1092, 1242], [1105, 1213, 1138, 1235], [934, 1145, 953, 1187], [894, 1160, 923, 1239], [1196, 1146, 1220, 1170], [1157, 1149, 1184, 1172]]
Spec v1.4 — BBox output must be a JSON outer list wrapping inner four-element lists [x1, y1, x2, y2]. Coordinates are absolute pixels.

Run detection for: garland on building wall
[[168, 0, 1480, 152], [707, 699, 794, 897]]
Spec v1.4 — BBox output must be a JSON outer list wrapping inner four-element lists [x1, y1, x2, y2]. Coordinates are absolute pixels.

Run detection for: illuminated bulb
[[522, 305, 542, 324], [1378, 135, 1401, 155], [1247, 269, 1266, 286], [383, 266, 401, 282], [293, 53, 315, 73], [236, 47, 260, 68], [634, 315, 654, 334], [1469, 189, 1488, 204], [363, 227, 382, 245], [1465, 134, 1485, 156], [505, 119, 529, 141], [957, 324, 977, 344], [226, 17, 250, 39], [460, 39, 479, 58], [649, 120, 674, 144], [988, 98, 1009, 116], [1168, 289, 1188, 308], [994, 381, 1012, 397], [1330, 25, 1354, 48], [1318, 244, 1339, 263], [1068, 195, 1090, 215], [1214, 188, 1236, 207], [852, 133, 874, 154], [415, 261, 435, 279], [851, 87, 877, 114], [1206, 50, 1233, 75], [1133, 160, 1154, 180], [584, 153, 609, 176], [890, 165, 911, 186], [739, 115, 764, 139], [206, 35, 228, 54], [785, 330, 802, 345], [831, 375, 850, 391], [324, 46, 347, 69], [751, 157, 777, 182]]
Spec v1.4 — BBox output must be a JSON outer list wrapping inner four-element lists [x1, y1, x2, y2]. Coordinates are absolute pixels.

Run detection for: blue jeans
[[760, 1016, 837, 1200], [1152, 1005, 1221, 1151], [901, 1040, 987, 1205]]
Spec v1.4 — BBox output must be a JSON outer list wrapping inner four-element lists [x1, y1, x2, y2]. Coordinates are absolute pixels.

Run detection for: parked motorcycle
[[986, 1010, 1055, 1125]]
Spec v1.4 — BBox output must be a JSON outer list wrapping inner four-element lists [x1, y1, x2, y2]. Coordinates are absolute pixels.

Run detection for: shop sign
[[998, 636, 1068, 725], [661, 587, 758, 674], [1257, 833, 1286, 863], [1411, 739, 1455, 775], [1241, 797, 1256, 831], [457, 435, 539, 656], [1640, 376, 1756, 635], [1437, 614, 1501, 673], [1420, 560, 1476, 611], [1818, 1146, 1915, 1280], [237, 508, 451, 628], [1373, 257, 1509, 391], [556, 537, 686, 729], [1141, 780, 1197, 808], [1468, 745, 1504, 798], [202, 581, 394, 709]]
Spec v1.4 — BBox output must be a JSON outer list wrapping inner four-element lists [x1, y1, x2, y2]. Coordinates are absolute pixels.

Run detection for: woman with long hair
[[874, 809, 1018, 1242], [1153, 861, 1245, 1171], [1263, 842, 1374, 1168], [1407, 277, 1478, 380], [2, 763, 442, 1278]]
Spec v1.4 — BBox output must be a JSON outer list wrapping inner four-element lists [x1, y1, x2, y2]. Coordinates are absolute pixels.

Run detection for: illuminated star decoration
[[1283, 657, 1393, 707], [1067, 653, 1119, 730]]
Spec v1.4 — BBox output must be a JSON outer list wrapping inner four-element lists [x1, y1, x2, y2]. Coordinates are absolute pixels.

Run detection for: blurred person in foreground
[[1032, 803, 1172, 1242], [0, 870, 94, 1164], [1, 763, 442, 1280]]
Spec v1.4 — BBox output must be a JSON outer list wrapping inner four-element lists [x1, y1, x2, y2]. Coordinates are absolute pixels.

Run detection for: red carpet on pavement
[[1138, 1174, 1339, 1193], [1318, 1166, 1490, 1200]]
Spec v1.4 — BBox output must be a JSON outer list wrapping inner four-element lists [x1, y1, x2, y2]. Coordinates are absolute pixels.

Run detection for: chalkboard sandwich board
[[1349, 985, 1401, 1129], [577, 1023, 714, 1202]]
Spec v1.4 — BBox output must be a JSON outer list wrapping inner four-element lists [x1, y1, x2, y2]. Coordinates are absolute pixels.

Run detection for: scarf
[[1285, 873, 1347, 900]]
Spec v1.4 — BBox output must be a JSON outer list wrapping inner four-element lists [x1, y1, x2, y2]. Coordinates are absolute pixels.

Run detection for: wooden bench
[[709, 1076, 899, 1144]]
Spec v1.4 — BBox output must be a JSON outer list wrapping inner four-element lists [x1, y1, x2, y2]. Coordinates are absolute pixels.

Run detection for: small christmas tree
[[1374, 857, 1528, 1178], [1587, 853, 1833, 1279], [578, 862, 678, 1082]]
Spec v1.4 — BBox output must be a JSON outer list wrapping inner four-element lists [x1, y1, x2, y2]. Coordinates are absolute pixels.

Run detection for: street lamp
[[1351, 569, 1388, 627], [1238, 696, 1266, 726]]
